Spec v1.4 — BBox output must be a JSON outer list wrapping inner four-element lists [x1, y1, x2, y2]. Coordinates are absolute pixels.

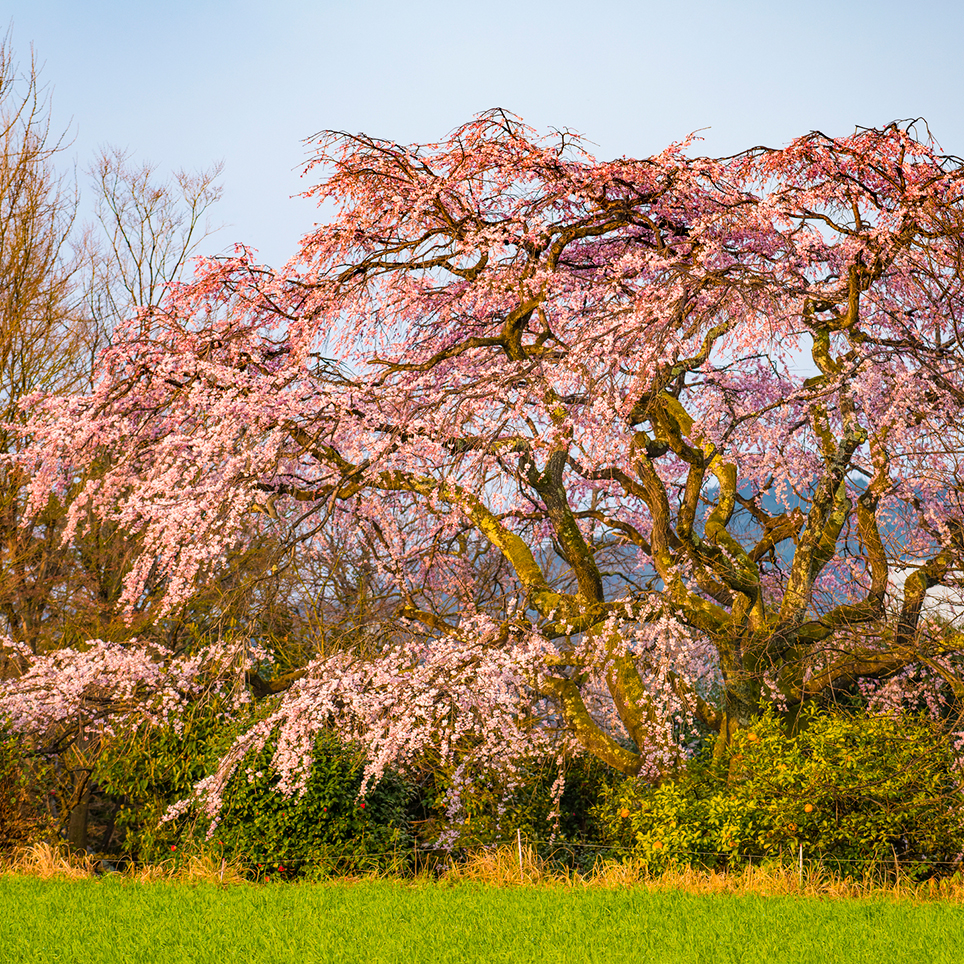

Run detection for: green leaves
[[208, 731, 413, 880], [595, 709, 964, 878]]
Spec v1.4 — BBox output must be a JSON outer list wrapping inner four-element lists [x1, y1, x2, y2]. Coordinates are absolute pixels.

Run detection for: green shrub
[[96, 699, 414, 878], [594, 709, 964, 879], [205, 731, 413, 879], [407, 753, 618, 872], [0, 731, 53, 850], [95, 701, 230, 861]]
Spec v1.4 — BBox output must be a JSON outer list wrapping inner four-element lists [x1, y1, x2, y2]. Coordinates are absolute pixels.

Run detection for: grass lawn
[[0, 875, 960, 963]]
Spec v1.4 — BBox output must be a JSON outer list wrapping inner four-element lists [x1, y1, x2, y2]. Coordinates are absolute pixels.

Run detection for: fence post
[[798, 844, 803, 887], [518, 828, 524, 882]]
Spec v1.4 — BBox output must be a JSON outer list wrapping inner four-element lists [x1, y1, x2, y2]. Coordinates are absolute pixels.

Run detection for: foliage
[[417, 753, 619, 857], [194, 730, 413, 880], [0, 732, 54, 850], [594, 710, 964, 878], [0, 633, 264, 854], [94, 699, 231, 862], [92, 684, 414, 877]]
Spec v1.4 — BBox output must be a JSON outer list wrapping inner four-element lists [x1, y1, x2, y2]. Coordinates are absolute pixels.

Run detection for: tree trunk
[[66, 777, 90, 852]]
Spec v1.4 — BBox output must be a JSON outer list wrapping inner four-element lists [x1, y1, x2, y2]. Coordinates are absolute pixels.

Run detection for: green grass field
[[0, 876, 960, 963]]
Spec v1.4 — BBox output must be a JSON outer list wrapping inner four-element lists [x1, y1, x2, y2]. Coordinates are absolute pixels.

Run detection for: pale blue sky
[[7, 0, 963, 266]]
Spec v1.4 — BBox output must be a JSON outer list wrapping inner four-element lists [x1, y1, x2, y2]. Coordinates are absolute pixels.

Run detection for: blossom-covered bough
[[0, 635, 260, 843], [12, 111, 964, 824], [0, 635, 259, 749]]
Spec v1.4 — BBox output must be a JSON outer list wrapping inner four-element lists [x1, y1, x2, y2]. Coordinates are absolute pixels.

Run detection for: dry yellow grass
[[441, 845, 964, 902], [7, 843, 98, 881], [443, 842, 546, 886], [0, 844, 246, 886], [2, 842, 963, 902], [127, 854, 247, 885]]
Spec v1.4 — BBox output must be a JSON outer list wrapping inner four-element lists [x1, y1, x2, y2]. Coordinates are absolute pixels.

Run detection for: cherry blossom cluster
[[174, 615, 567, 833], [0, 636, 263, 747]]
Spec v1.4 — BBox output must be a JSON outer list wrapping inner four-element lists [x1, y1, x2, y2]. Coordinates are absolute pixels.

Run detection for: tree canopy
[[18, 111, 964, 822]]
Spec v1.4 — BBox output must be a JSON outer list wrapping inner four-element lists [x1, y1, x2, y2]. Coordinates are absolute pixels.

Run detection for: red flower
[[170, 845, 177, 852], [360, 803, 365, 809]]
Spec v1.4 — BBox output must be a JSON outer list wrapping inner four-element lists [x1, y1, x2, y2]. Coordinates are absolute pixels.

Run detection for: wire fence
[[146, 830, 964, 882]]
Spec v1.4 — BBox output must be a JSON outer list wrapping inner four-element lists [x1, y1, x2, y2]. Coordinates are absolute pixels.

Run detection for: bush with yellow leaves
[[594, 709, 964, 879]]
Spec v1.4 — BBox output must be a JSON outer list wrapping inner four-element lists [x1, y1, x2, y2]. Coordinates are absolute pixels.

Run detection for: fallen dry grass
[[3, 842, 963, 902], [1, 843, 246, 886], [442, 845, 964, 902], [8, 842, 99, 880], [128, 853, 247, 885]]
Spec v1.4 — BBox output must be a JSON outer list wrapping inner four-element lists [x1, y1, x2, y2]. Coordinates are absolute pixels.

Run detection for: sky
[[6, 0, 964, 267]]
